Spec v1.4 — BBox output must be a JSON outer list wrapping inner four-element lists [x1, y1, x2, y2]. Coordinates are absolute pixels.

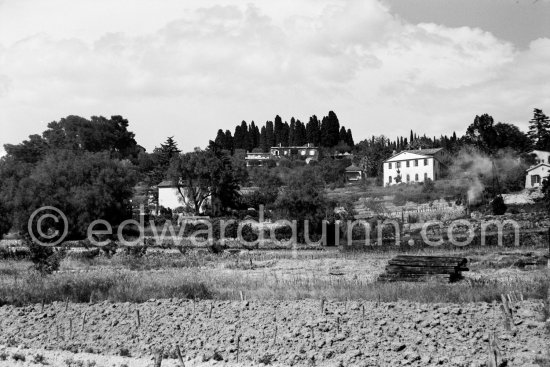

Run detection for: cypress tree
[[295, 120, 307, 146], [224, 130, 233, 152], [346, 129, 354, 147], [259, 126, 267, 152], [306, 115, 321, 146], [289, 117, 296, 146], [274, 115, 284, 146], [265, 120, 275, 148], [233, 125, 243, 150]]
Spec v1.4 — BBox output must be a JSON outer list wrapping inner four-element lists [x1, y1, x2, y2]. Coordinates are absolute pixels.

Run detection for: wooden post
[[65, 298, 69, 312], [336, 317, 340, 334], [310, 325, 315, 340], [154, 348, 164, 367], [41, 299, 45, 313], [136, 309, 141, 328], [81, 312, 87, 331], [236, 334, 240, 363], [487, 332, 501, 367], [239, 291, 244, 301], [175, 345, 185, 367], [209, 302, 213, 319], [272, 325, 278, 347], [362, 304, 365, 318], [320, 299, 325, 315], [500, 294, 512, 331], [69, 318, 73, 339]]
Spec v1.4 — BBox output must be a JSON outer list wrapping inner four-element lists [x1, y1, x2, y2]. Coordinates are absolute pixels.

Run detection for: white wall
[[525, 164, 549, 188], [383, 152, 440, 186]]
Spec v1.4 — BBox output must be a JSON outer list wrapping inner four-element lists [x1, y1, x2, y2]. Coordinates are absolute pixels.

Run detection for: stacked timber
[[378, 255, 468, 283]]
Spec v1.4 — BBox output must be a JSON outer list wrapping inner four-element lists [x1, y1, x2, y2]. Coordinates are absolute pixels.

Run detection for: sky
[[0, 0, 549, 154]]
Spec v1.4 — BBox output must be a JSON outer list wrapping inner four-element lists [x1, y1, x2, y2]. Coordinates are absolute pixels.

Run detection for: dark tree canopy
[[1, 115, 142, 239], [5, 115, 142, 164]]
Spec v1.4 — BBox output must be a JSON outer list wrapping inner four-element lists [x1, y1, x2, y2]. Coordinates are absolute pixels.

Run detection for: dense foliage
[[0, 115, 140, 239], [168, 142, 241, 216]]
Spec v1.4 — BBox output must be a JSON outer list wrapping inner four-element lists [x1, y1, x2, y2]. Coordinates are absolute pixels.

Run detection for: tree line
[[1, 108, 549, 247], [213, 111, 354, 153]]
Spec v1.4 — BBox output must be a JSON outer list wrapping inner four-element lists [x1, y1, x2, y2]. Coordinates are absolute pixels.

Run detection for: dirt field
[[0, 246, 548, 366], [0, 298, 548, 367]]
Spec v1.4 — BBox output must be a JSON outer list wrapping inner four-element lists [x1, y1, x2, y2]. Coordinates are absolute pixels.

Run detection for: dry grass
[[0, 250, 547, 306]]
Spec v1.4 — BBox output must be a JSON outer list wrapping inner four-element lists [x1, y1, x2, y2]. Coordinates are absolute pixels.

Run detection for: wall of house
[[383, 153, 440, 186], [525, 165, 549, 188]]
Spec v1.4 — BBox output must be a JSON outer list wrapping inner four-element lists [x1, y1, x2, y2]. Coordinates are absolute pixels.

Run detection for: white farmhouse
[[383, 148, 446, 186], [525, 150, 550, 188]]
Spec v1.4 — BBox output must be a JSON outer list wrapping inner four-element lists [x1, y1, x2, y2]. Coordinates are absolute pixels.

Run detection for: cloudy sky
[[0, 0, 549, 154]]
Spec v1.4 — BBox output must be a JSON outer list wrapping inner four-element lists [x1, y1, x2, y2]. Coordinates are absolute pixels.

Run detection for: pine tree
[[528, 108, 550, 150], [151, 136, 181, 184]]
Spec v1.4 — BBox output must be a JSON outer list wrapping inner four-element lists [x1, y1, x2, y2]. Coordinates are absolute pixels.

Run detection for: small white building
[[383, 148, 446, 186], [525, 164, 549, 188], [524, 150, 550, 189]]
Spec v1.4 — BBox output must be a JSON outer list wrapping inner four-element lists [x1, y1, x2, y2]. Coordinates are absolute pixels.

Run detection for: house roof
[[386, 148, 443, 161], [345, 164, 362, 171], [526, 163, 550, 172], [157, 180, 177, 188]]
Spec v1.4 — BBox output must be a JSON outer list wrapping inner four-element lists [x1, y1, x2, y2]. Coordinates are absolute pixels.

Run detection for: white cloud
[[0, 0, 548, 151]]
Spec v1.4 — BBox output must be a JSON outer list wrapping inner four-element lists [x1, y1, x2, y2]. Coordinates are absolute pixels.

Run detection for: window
[[406, 174, 410, 182], [406, 160, 410, 167], [300, 150, 306, 156], [388, 162, 392, 169], [309, 150, 315, 156], [424, 159, 428, 166], [532, 175, 541, 186], [415, 173, 419, 181], [396, 162, 401, 168], [424, 173, 428, 180], [389, 176, 392, 183], [414, 159, 418, 167]]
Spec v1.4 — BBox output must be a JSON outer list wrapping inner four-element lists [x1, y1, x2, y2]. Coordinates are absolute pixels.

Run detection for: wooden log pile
[[378, 255, 468, 283]]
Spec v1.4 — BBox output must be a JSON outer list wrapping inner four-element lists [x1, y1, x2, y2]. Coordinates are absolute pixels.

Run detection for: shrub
[[27, 237, 66, 274], [392, 193, 407, 206], [12, 353, 26, 362], [422, 178, 435, 193], [33, 354, 46, 364]]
